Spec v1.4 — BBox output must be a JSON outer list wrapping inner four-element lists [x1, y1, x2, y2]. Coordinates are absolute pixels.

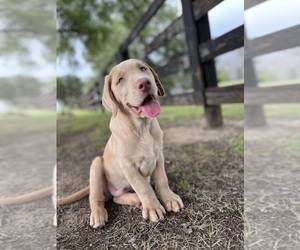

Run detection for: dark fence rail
[[80, 0, 244, 127], [244, 0, 300, 126]]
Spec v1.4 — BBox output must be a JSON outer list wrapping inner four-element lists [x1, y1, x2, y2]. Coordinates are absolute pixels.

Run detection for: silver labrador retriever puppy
[[57, 59, 184, 228]]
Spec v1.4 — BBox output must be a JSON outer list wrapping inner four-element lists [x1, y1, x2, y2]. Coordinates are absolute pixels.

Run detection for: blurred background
[[0, 0, 56, 249], [245, 0, 300, 249]]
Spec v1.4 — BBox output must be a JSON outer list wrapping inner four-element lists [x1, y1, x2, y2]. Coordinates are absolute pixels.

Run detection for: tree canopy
[[57, 76, 83, 108], [0, 0, 55, 63], [0, 77, 42, 107], [57, 0, 182, 70]]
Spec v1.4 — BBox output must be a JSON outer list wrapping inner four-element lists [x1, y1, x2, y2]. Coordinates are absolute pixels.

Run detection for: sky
[[245, 0, 300, 39]]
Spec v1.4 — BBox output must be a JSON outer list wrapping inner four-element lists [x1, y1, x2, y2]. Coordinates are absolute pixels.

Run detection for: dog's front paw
[[142, 200, 166, 222], [90, 206, 108, 228], [160, 190, 184, 212]]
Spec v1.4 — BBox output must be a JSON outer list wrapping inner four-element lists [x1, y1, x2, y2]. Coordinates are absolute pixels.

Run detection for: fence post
[[197, 14, 223, 127], [181, 0, 223, 127], [245, 33, 265, 127]]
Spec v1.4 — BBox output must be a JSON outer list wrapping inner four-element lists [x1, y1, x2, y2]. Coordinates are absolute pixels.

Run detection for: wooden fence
[[81, 0, 245, 127], [244, 0, 300, 126]]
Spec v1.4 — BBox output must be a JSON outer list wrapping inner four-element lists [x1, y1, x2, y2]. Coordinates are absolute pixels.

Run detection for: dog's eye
[[117, 77, 124, 84], [139, 66, 147, 71]]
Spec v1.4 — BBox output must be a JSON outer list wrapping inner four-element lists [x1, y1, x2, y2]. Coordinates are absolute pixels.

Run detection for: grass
[[264, 104, 300, 118], [218, 79, 243, 87], [157, 105, 203, 126], [281, 132, 300, 156], [222, 104, 244, 118], [0, 110, 56, 137], [230, 133, 244, 158], [57, 110, 111, 137], [158, 104, 243, 126], [58, 104, 244, 138], [258, 78, 300, 87]]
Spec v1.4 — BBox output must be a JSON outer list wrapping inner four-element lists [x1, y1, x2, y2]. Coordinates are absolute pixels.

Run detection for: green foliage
[[257, 71, 276, 82], [0, 0, 55, 62], [57, 0, 179, 69], [57, 75, 83, 107], [217, 71, 230, 82]]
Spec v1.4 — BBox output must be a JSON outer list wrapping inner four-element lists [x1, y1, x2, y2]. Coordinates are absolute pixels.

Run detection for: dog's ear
[[141, 61, 165, 96], [149, 66, 165, 96], [102, 75, 118, 117]]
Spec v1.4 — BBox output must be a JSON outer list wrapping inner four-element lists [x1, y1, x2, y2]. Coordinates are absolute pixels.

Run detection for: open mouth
[[142, 94, 155, 105], [129, 95, 161, 118]]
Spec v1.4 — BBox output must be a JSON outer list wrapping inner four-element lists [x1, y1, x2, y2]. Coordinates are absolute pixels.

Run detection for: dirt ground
[[57, 117, 244, 249], [0, 118, 56, 250], [1, 114, 298, 249], [245, 118, 300, 249]]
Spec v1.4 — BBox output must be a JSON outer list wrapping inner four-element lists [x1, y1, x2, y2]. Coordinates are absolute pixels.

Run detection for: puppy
[[57, 59, 183, 228]]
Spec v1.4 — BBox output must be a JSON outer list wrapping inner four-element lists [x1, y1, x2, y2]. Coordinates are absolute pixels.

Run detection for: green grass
[[158, 104, 243, 126], [264, 104, 300, 118], [258, 78, 300, 87], [57, 110, 111, 137], [0, 110, 56, 137], [230, 133, 244, 157], [222, 104, 244, 118], [57, 104, 244, 140], [0, 109, 56, 118], [282, 133, 300, 156], [158, 105, 203, 126], [218, 79, 243, 87]]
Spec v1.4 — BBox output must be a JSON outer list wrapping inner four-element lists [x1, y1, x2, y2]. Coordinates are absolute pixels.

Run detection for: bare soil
[[57, 117, 244, 249], [245, 118, 300, 249]]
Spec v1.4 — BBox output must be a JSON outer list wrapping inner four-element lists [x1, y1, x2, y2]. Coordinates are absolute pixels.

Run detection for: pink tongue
[[140, 99, 161, 118]]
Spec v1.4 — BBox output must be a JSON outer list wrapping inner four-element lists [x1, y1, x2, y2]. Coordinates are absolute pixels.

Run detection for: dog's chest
[[136, 135, 160, 177], [138, 155, 156, 177]]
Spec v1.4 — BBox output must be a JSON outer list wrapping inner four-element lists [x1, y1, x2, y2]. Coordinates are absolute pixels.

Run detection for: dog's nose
[[138, 79, 151, 92]]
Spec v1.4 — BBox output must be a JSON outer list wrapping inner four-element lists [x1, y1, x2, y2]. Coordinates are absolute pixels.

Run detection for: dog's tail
[[0, 186, 53, 205], [57, 186, 90, 205]]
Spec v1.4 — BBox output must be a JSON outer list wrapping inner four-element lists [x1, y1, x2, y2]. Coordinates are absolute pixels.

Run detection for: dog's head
[[102, 59, 165, 118]]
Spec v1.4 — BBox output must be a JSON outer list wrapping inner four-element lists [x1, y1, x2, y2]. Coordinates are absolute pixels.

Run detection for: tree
[[57, 76, 83, 109], [0, 0, 56, 111], [57, 0, 179, 70], [0, 76, 42, 108], [0, 0, 55, 62]]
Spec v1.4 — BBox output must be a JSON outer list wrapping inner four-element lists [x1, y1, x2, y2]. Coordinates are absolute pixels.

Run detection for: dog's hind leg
[[113, 192, 142, 208]]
